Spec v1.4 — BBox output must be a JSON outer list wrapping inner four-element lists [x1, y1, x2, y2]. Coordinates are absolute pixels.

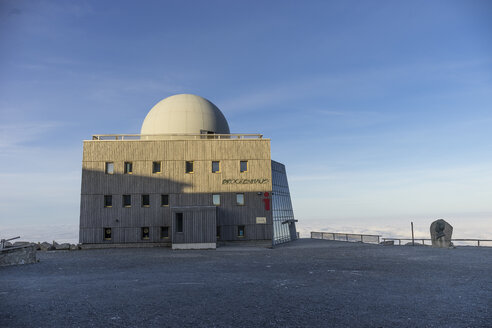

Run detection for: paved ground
[[1, 239, 491, 327]]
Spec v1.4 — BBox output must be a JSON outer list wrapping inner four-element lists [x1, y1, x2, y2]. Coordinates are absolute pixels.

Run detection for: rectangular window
[[185, 161, 194, 173], [141, 227, 150, 240], [216, 226, 221, 238], [212, 194, 220, 206], [105, 162, 114, 174], [104, 227, 112, 240], [238, 225, 245, 237], [161, 194, 169, 207], [236, 193, 245, 206], [104, 195, 112, 207], [123, 195, 131, 207], [124, 162, 133, 174], [212, 161, 220, 173], [141, 194, 150, 207], [152, 161, 161, 173], [175, 213, 183, 233], [240, 161, 248, 173], [160, 226, 169, 238]]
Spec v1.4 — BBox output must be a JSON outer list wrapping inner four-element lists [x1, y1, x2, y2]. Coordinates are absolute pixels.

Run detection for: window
[[236, 193, 245, 206], [161, 194, 169, 207], [141, 194, 150, 207], [152, 161, 161, 173], [104, 195, 112, 207], [185, 161, 194, 173], [104, 228, 112, 240], [105, 162, 114, 174], [141, 227, 150, 240], [175, 213, 183, 233], [216, 226, 221, 238], [212, 194, 220, 206], [123, 195, 131, 207], [240, 161, 248, 173], [124, 162, 133, 174], [238, 225, 245, 237], [160, 226, 169, 239], [212, 161, 220, 173]]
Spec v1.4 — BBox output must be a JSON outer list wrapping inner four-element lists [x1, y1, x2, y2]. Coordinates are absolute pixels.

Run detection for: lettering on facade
[[222, 178, 269, 185]]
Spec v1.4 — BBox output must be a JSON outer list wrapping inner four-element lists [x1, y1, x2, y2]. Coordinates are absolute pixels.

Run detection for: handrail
[[90, 133, 263, 141], [311, 232, 492, 247]]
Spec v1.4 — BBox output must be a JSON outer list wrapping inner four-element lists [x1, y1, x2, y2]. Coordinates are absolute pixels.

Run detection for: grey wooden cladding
[[80, 138, 274, 244], [171, 207, 216, 244]]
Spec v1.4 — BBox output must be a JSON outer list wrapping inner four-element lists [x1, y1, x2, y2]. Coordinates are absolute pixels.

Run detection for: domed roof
[[140, 94, 230, 135]]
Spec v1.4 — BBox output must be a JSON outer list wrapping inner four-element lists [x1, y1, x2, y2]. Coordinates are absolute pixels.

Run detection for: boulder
[[54, 243, 71, 250], [430, 219, 453, 248], [380, 240, 394, 246], [39, 242, 52, 251], [13, 241, 31, 247], [69, 244, 79, 250]]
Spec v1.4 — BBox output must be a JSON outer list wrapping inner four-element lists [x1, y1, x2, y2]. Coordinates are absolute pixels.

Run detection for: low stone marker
[[430, 219, 453, 248]]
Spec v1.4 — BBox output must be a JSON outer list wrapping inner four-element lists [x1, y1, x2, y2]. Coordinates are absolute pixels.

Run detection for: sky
[[1, 0, 491, 243]]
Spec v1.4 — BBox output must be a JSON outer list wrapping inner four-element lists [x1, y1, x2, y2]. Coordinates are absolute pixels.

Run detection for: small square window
[[238, 225, 245, 237], [152, 161, 161, 173], [212, 161, 220, 173], [104, 195, 112, 207], [240, 161, 248, 173], [105, 162, 114, 174], [141, 227, 150, 240], [236, 193, 245, 206], [124, 162, 133, 174], [123, 195, 131, 207], [104, 227, 112, 240], [185, 161, 194, 173], [161, 194, 169, 207], [142, 194, 150, 207], [216, 226, 221, 238], [213, 194, 220, 206], [175, 213, 183, 233], [161, 226, 169, 239]]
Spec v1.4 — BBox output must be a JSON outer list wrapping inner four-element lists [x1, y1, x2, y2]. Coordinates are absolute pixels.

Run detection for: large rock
[[0, 245, 37, 266], [430, 219, 453, 248], [54, 243, 71, 250], [39, 242, 52, 251]]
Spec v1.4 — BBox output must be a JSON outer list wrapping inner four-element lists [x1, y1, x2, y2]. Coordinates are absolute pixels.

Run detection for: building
[[79, 94, 297, 249]]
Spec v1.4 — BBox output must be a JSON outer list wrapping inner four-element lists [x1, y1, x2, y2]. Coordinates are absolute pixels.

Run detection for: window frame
[[185, 161, 194, 174], [141, 194, 150, 207], [104, 195, 112, 208], [236, 193, 245, 206], [141, 227, 150, 240], [105, 162, 114, 174], [237, 225, 245, 237], [240, 160, 248, 173], [124, 161, 133, 174], [104, 227, 112, 240], [122, 194, 131, 207], [175, 213, 184, 233], [160, 226, 169, 239], [152, 161, 161, 174], [161, 194, 169, 207], [211, 161, 220, 173], [212, 194, 221, 206]]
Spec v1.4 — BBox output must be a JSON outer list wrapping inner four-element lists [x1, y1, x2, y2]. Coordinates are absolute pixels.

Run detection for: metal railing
[[311, 232, 380, 244], [311, 233, 492, 247], [91, 133, 264, 141]]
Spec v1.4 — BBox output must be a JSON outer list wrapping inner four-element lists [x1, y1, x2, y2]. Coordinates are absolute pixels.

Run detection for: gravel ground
[[1, 239, 491, 328]]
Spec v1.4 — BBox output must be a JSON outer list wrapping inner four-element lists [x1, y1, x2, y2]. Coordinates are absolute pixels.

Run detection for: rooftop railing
[[91, 133, 264, 141]]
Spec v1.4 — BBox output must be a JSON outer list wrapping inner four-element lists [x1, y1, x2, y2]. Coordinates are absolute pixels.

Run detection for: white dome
[[140, 94, 230, 135]]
